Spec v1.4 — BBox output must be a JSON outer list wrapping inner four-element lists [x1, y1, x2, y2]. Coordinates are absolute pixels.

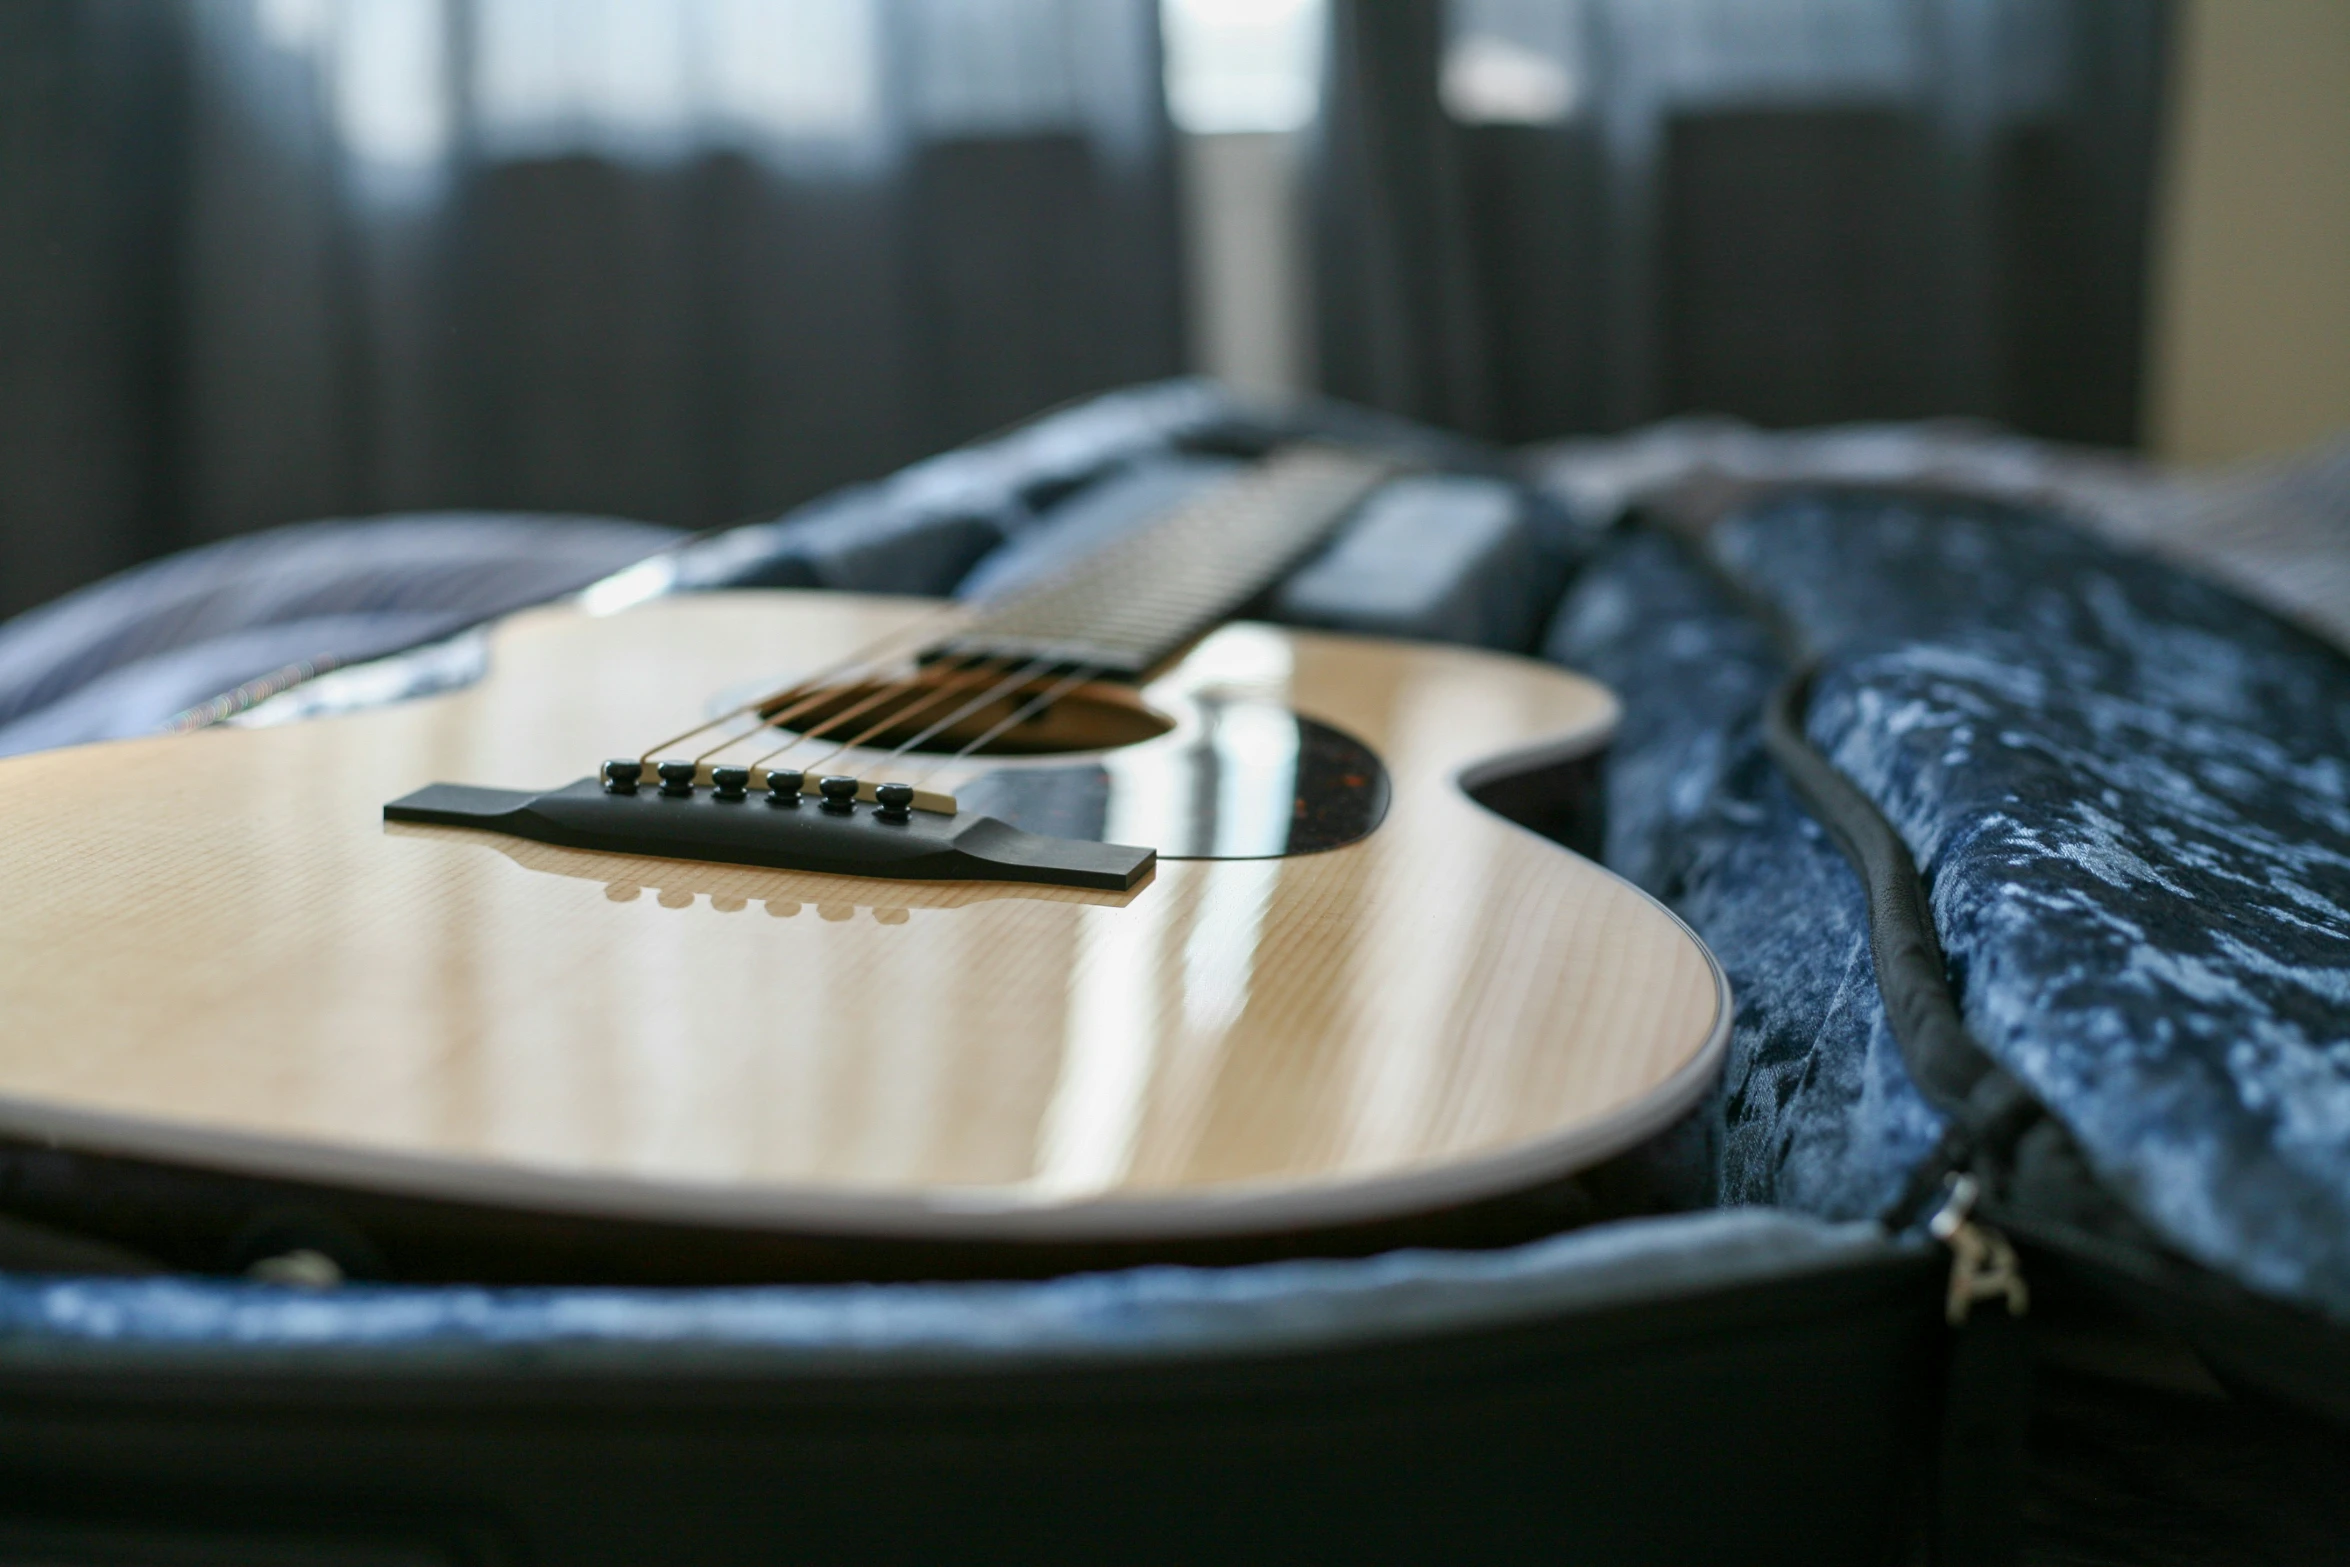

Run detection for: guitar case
[[0, 382, 2346, 1565]]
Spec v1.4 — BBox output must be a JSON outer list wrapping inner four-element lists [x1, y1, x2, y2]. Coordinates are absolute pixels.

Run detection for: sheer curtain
[[1313, 0, 2170, 446], [0, 0, 1179, 619]]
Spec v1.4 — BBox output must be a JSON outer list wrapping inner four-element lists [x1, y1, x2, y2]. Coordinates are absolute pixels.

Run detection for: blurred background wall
[[2144, 0, 2350, 465], [1306, 0, 2169, 446], [9, 0, 2334, 624]]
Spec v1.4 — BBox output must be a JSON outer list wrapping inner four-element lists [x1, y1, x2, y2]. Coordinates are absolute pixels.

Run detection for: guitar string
[[679, 648, 1099, 792], [632, 598, 972, 766], [868, 478, 1339, 785], [722, 652, 990, 759], [644, 490, 1181, 767], [732, 652, 1011, 779], [907, 662, 1105, 790], [651, 506, 1195, 778], [701, 489, 1232, 780], [689, 649, 1000, 773], [637, 647, 906, 764], [747, 651, 1010, 777], [806, 653, 1069, 778], [663, 458, 1235, 766], [848, 504, 1243, 780], [628, 444, 1370, 771], [627, 513, 1148, 772], [794, 654, 1055, 777]]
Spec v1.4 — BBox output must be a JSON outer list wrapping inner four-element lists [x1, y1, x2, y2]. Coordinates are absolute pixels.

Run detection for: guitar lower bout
[[0, 594, 1728, 1281]]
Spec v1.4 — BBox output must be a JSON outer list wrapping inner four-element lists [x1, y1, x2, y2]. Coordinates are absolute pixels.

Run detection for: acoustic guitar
[[0, 446, 1727, 1282]]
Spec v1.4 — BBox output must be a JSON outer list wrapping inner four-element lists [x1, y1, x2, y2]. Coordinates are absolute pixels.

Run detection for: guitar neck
[[926, 445, 1393, 677]]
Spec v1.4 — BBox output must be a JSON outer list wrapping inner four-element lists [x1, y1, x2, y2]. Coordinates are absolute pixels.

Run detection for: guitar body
[[0, 590, 1727, 1281]]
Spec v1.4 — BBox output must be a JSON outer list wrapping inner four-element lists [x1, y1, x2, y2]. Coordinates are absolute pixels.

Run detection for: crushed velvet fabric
[[1546, 490, 2350, 1318], [0, 513, 679, 757], [1545, 530, 1945, 1222], [0, 1210, 1890, 1368], [1533, 416, 2350, 653]]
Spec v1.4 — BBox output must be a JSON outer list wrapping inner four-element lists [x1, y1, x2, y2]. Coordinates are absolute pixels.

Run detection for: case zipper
[[1930, 1174, 2029, 1326]]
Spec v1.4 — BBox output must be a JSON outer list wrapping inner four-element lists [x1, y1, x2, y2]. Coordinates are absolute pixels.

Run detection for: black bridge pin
[[818, 775, 860, 814], [710, 765, 750, 801], [874, 782, 914, 823], [656, 760, 697, 796], [602, 759, 643, 795], [765, 768, 804, 805]]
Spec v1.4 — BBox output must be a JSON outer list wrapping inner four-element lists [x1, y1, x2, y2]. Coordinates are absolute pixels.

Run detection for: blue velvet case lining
[[1551, 492, 2350, 1322], [0, 1210, 1891, 1371]]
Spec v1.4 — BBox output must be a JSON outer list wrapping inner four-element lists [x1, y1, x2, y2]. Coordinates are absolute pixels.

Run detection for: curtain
[[1313, 0, 2171, 447], [0, 0, 1180, 620]]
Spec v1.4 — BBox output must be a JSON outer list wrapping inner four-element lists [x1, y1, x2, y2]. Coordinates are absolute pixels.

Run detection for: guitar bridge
[[383, 778, 1155, 892]]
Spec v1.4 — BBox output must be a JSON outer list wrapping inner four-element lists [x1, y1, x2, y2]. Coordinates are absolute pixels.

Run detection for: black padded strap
[[1631, 484, 2045, 1199], [1634, 487, 2045, 1567], [1761, 666, 2043, 1167]]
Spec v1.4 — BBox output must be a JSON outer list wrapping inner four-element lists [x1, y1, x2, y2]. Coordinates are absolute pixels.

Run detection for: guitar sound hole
[[761, 675, 1175, 757]]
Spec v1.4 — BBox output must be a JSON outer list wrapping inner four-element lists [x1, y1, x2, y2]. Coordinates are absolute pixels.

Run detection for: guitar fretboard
[[926, 446, 1393, 677]]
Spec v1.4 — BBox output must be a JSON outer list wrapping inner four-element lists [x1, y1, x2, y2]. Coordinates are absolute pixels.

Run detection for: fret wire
[[938, 448, 1389, 672], [634, 474, 1200, 764], [630, 446, 1388, 774]]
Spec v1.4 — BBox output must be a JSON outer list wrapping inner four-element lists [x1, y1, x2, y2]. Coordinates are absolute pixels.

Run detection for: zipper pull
[[1930, 1174, 2029, 1326]]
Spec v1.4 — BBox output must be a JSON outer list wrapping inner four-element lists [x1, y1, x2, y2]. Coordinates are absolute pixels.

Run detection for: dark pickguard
[[955, 704, 1389, 860]]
